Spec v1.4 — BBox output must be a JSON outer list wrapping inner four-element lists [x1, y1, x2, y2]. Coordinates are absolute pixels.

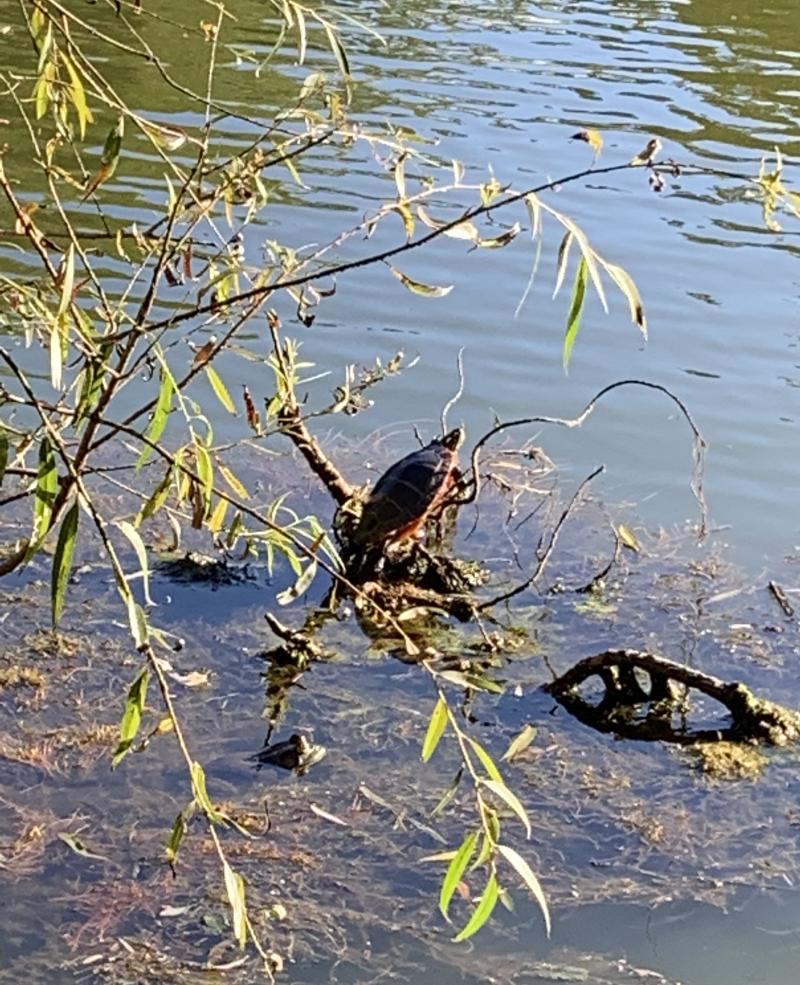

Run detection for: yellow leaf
[[570, 128, 603, 158], [616, 523, 641, 552], [388, 264, 453, 298]]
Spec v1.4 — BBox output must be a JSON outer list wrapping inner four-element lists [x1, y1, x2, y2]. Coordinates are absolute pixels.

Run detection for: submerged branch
[[547, 649, 800, 746]]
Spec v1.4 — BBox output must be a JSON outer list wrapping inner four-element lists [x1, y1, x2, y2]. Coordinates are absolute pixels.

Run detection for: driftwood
[[546, 649, 800, 746]]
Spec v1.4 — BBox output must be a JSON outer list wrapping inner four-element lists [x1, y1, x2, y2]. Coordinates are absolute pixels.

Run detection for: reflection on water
[[2, 1, 800, 983]]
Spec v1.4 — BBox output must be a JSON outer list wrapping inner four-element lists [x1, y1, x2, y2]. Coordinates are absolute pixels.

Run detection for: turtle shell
[[352, 427, 464, 548]]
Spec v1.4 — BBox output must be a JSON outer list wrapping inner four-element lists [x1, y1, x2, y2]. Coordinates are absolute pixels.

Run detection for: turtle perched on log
[[346, 427, 464, 551]]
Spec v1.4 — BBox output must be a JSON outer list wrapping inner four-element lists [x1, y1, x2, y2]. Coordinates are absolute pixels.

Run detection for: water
[[2, 1, 800, 983]]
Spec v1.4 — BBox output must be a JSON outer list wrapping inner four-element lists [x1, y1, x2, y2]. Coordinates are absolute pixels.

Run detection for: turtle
[[350, 426, 465, 550]]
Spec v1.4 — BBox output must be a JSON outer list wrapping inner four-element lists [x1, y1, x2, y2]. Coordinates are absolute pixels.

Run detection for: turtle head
[[441, 426, 465, 452]]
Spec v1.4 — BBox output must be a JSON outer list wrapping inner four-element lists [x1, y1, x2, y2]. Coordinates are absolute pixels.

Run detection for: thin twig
[[440, 347, 465, 434], [479, 465, 605, 611], [463, 379, 708, 538]]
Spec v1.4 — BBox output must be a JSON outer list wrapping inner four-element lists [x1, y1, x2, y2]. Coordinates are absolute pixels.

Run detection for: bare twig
[[479, 465, 605, 610], [463, 379, 708, 537], [440, 347, 466, 434]]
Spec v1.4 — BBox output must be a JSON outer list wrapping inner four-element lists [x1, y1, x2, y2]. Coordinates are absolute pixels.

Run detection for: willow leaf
[[562, 256, 588, 373], [502, 724, 537, 763], [205, 365, 236, 414], [137, 367, 175, 467], [218, 462, 249, 500], [496, 844, 551, 937], [276, 558, 317, 605], [61, 52, 93, 139], [117, 519, 154, 606], [388, 264, 453, 298], [223, 862, 248, 948], [112, 666, 149, 767], [547, 207, 608, 312], [166, 811, 187, 865], [421, 695, 448, 763], [466, 735, 503, 783], [482, 779, 532, 839], [477, 222, 521, 249], [51, 498, 79, 628], [552, 230, 573, 299], [603, 260, 647, 339], [57, 243, 75, 317], [439, 830, 478, 920], [323, 23, 350, 77], [27, 436, 58, 558], [452, 871, 499, 942], [126, 596, 149, 649]]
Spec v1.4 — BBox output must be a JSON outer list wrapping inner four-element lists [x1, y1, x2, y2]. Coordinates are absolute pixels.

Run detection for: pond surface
[[2, 1, 800, 984]]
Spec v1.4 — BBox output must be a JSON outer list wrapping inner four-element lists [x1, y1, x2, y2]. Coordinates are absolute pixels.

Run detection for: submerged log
[[546, 648, 800, 746]]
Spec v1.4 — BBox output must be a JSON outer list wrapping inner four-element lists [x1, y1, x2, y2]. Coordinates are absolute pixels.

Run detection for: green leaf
[[82, 116, 124, 199], [439, 830, 478, 921], [165, 810, 187, 865], [477, 222, 521, 249], [27, 435, 58, 559], [194, 442, 214, 515], [438, 669, 472, 688], [452, 871, 499, 942], [496, 844, 551, 937], [223, 861, 248, 948], [292, 1, 307, 63], [462, 673, 504, 694], [205, 365, 236, 414], [502, 724, 537, 763], [431, 767, 464, 818], [388, 264, 453, 298], [191, 761, 223, 823], [562, 256, 588, 373], [57, 243, 75, 317], [136, 466, 173, 525], [49, 318, 63, 391], [276, 558, 317, 605], [481, 779, 532, 839], [323, 22, 350, 78], [61, 52, 94, 139], [208, 496, 229, 534], [421, 695, 448, 763], [112, 666, 149, 767], [466, 736, 503, 783], [547, 207, 608, 313], [472, 828, 497, 869], [137, 367, 175, 468], [126, 596, 149, 649], [51, 497, 79, 628], [218, 462, 249, 500]]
